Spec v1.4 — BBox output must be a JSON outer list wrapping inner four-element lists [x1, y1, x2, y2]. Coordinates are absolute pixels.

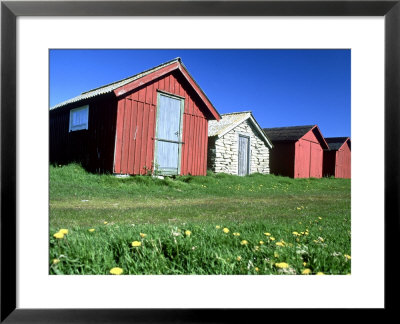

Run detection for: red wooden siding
[[323, 140, 351, 178], [49, 95, 118, 173], [294, 130, 323, 178], [113, 71, 209, 175], [269, 142, 295, 177]]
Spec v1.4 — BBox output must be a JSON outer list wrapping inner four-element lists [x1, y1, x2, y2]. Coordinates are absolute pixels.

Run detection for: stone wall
[[208, 119, 270, 175]]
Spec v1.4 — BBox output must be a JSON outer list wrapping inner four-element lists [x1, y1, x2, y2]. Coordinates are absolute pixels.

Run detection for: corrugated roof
[[50, 58, 181, 110], [208, 111, 273, 148], [208, 111, 252, 137], [325, 137, 350, 151], [263, 125, 315, 142]]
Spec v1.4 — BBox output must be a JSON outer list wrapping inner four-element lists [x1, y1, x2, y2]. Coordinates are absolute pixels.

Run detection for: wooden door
[[154, 93, 183, 175], [238, 135, 250, 176], [309, 142, 322, 178]]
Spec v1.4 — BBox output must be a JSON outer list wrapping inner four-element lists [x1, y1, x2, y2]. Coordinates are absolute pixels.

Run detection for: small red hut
[[263, 125, 329, 178], [50, 58, 221, 175], [323, 137, 351, 178]]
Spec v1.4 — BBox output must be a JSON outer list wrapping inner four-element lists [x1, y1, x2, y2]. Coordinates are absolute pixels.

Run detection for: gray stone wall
[[208, 119, 270, 175]]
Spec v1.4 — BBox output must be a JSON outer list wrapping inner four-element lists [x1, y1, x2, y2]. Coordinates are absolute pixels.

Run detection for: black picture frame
[[1, 0, 398, 322]]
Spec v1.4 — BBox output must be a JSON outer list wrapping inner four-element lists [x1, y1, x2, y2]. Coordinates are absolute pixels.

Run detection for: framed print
[[1, 0, 399, 322]]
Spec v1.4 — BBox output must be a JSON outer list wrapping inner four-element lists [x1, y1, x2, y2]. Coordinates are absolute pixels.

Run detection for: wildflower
[[53, 232, 64, 239], [140, 233, 147, 238], [88, 229, 95, 233], [254, 246, 259, 251], [275, 262, 289, 269], [292, 231, 300, 236], [296, 207, 301, 210], [233, 232, 240, 236], [131, 241, 141, 247], [59, 229, 68, 235], [216, 225, 221, 229], [240, 240, 248, 245], [344, 254, 351, 260], [185, 230, 191, 236], [103, 221, 108, 225], [302, 268, 312, 275], [52, 258, 60, 265], [318, 217, 322, 220], [276, 242, 285, 247], [318, 237, 324, 242], [316, 272, 325, 275], [223, 228, 230, 233], [274, 252, 279, 258], [259, 241, 264, 245], [236, 256, 242, 261], [264, 232, 271, 236], [269, 237, 275, 241], [109, 267, 123, 275], [255, 267, 259, 272], [303, 262, 307, 267]]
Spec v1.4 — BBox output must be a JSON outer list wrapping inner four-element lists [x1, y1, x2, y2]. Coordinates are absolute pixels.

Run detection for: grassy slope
[[49, 164, 351, 275]]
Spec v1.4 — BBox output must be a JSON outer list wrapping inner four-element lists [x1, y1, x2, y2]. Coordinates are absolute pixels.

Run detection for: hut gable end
[[208, 112, 271, 175]]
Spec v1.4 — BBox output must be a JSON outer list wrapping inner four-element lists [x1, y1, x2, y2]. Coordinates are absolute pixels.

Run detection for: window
[[69, 105, 89, 131]]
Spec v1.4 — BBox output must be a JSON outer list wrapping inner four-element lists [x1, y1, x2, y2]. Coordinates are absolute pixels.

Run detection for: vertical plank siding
[[49, 95, 118, 173], [113, 71, 209, 175]]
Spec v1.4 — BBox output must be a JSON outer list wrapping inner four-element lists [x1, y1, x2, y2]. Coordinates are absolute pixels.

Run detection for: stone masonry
[[208, 119, 270, 175]]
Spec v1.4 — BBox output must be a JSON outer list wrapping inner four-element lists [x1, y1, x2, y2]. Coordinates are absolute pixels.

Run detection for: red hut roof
[[50, 58, 221, 121], [263, 125, 329, 149]]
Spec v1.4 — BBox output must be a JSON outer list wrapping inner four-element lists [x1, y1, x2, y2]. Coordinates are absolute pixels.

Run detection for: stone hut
[[208, 111, 273, 176]]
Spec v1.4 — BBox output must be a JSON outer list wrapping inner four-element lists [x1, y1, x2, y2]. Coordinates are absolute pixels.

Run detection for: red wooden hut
[[323, 137, 351, 178], [50, 58, 221, 176], [263, 125, 329, 178]]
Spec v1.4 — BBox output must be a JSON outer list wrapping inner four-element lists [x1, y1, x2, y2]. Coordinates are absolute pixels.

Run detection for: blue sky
[[50, 49, 350, 137]]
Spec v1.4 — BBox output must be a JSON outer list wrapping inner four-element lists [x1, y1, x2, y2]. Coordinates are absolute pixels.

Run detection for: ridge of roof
[[50, 58, 181, 110], [325, 137, 350, 151], [209, 111, 273, 148]]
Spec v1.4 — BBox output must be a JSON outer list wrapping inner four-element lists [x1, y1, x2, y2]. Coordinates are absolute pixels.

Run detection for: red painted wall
[[335, 141, 351, 178], [294, 130, 323, 178], [49, 95, 118, 173], [113, 71, 209, 175], [269, 142, 295, 177]]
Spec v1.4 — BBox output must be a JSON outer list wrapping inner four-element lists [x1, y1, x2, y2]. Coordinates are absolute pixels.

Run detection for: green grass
[[50, 163, 351, 275]]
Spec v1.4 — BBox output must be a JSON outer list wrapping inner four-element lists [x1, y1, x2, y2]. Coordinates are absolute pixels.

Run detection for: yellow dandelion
[[215, 225, 221, 229], [103, 221, 108, 225], [131, 241, 141, 247], [259, 241, 264, 245], [236, 256, 242, 261], [255, 267, 259, 272], [274, 252, 279, 258], [185, 230, 191, 236], [53, 232, 64, 239], [140, 233, 147, 238], [52, 258, 60, 265], [109, 267, 123, 275], [240, 240, 248, 245], [296, 207, 301, 210], [254, 246, 259, 251], [302, 268, 312, 275], [233, 232, 240, 236], [275, 262, 289, 269], [223, 228, 230, 233], [276, 242, 285, 247], [270, 237, 275, 241], [88, 229, 95, 233], [316, 272, 325, 275], [292, 231, 300, 236], [318, 217, 322, 220], [59, 229, 68, 235], [264, 232, 271, 236], [303, 262, 307, 267], [344, 254, 351, 260]]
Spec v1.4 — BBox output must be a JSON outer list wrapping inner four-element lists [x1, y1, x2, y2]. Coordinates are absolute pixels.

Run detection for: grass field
[[49, 163, 351, 275]]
